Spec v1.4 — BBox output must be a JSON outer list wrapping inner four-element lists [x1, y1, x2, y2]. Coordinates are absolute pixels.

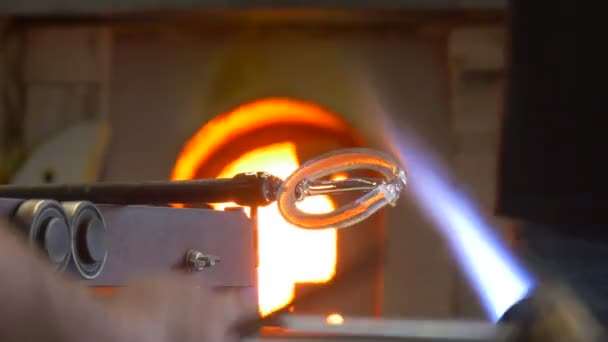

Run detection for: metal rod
[[273, 315, 504, 341], [0, 172, 283, 207]]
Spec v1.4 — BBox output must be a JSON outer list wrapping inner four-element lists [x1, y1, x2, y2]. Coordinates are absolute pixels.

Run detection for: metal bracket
[[186, 249, 221, 271]]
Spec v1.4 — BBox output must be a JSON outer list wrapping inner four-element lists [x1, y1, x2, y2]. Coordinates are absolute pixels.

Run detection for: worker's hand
[[107, 276, 257, 342], [0, 220, 255, 342]]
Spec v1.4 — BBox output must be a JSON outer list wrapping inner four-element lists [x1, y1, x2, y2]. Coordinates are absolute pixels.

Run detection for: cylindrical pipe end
[[12, 199, 72, 272], [63, 201, 107, 280]]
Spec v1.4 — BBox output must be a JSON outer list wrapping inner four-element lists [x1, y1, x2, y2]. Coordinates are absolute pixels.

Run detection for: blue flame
[[386, 127, 533, 321], [345, 65, 534, 321]]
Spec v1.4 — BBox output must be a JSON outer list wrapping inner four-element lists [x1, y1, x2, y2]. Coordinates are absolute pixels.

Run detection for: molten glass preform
[[277, 148, 407, 230]]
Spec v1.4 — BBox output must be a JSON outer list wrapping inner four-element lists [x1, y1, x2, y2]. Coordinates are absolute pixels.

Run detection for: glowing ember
[[213, 142, 337, 316], [326, 313, 344, 325]]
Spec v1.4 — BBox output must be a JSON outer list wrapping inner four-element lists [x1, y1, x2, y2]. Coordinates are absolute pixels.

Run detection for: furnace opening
[[171, 98, 364, 315]]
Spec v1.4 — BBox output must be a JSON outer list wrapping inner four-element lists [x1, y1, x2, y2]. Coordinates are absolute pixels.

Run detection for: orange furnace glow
[[171, 99, 355, 316], [171, 98, 355, 181], [214, 142, 336, 316]]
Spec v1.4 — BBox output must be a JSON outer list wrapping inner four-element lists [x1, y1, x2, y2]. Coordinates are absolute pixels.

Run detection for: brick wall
[[0, 20, 25, 183], [22, 26, 111, 149], [448, 27, 512, 318]]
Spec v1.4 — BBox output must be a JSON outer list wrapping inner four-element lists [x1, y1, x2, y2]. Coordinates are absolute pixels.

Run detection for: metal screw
[[186, 250, 220, 272]]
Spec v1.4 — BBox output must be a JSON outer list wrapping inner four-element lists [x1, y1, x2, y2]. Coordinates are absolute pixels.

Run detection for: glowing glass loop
[[277, 148, 407, 230]]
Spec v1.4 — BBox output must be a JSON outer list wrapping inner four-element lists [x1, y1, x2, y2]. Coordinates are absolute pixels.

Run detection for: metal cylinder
[[12, 199, 72, 271], [62, 201, 107, 280]]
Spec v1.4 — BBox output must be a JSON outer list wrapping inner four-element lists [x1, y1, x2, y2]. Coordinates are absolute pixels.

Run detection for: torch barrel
[[0, 172, 283, 207]]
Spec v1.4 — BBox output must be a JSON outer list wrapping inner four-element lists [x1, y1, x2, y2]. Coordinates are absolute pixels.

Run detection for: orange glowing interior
[[214, 142, 337, 315], [171, 99, 358, 316]]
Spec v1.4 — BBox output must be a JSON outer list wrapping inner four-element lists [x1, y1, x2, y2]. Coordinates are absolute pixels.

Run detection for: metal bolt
[[186, 250, 220, 272]]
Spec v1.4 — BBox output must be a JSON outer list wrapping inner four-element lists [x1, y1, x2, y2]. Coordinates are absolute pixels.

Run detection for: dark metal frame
[[2, 0, 505, 16]]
